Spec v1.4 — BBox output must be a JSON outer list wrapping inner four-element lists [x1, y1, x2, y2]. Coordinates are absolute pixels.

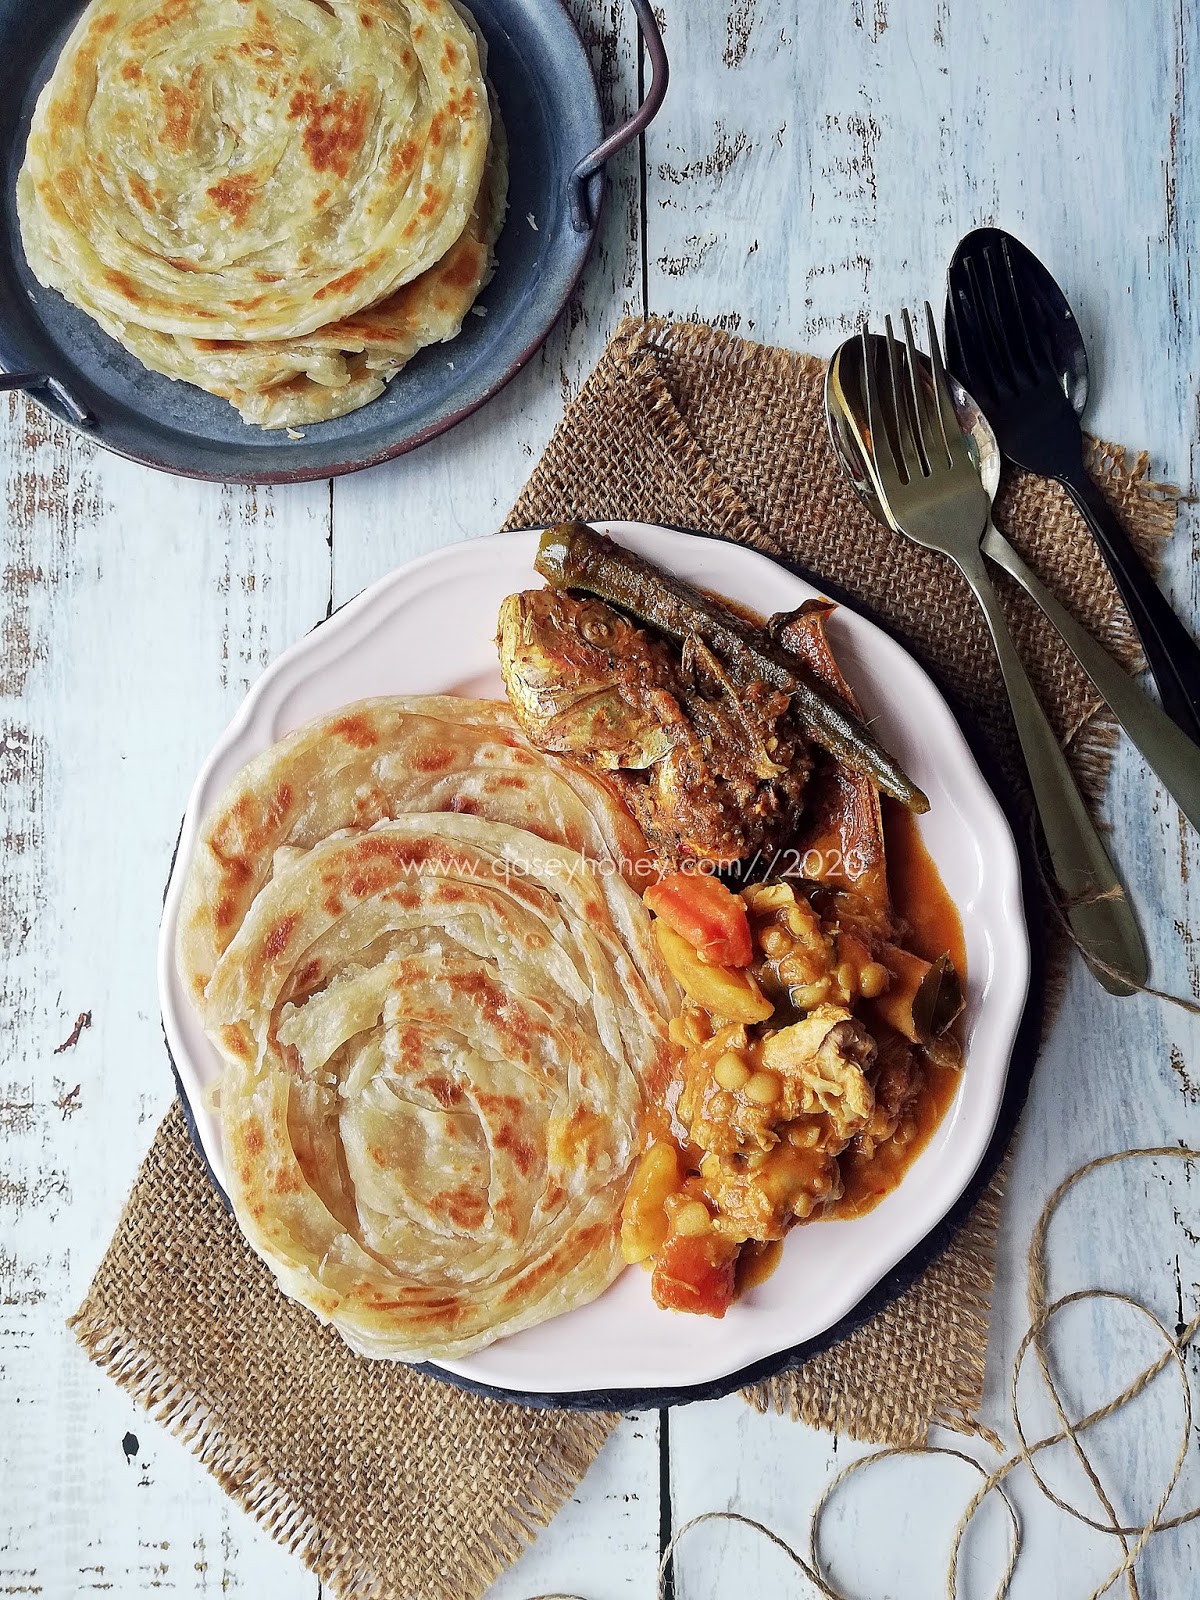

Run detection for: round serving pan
[[0, 0, 667, 483]]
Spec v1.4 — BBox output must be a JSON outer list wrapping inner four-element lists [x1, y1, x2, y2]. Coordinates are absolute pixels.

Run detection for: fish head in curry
[[497, 589, 678, 770]]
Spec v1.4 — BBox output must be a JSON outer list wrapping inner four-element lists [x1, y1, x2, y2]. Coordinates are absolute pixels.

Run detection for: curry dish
[[500, 525, 967, 1319], [620, 809, 965, 1317]]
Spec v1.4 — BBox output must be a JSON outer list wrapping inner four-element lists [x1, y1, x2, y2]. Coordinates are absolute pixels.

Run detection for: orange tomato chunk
[[650, 1232, 739, 1318], [644, 872, 753, 967]]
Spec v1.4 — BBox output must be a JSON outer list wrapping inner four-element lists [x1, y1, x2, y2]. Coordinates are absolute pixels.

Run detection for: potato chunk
[[621, 1141, 684, 1264], [653, 920, 774, 1023]]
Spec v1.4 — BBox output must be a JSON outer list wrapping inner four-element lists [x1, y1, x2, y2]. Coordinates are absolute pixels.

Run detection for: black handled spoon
[[945, 227, 1200, 745]]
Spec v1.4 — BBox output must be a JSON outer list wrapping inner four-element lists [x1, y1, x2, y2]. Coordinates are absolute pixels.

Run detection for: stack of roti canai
[[176, 699, 677, 1361], [17, 0, 507, 428]]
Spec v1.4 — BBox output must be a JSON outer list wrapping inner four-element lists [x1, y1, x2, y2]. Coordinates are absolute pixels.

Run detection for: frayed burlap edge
[[69, 1312, 612, 1600]]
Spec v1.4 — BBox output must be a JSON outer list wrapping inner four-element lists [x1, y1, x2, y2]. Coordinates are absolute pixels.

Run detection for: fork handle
[[960, 549, 1147, 995], [1060, 464, 1200, 744]]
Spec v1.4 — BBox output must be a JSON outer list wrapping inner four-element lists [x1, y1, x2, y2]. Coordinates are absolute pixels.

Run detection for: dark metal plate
[[0, 0, 624, 482]]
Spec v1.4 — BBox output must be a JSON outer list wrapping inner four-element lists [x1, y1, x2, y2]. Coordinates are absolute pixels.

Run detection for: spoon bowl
[[943, 226, 1200, 742], [945, 228, 1089, 466], [826, 338, 1000, 522]]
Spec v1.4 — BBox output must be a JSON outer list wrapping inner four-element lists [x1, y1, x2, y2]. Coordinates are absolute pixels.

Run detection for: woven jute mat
[[73, 317, 1177, 1600]]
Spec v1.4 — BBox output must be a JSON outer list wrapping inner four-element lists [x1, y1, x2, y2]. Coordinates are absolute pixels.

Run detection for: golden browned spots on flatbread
[[175, 696, 674, 1361], [287, 83, 371, 178], [207, 173, 259, 225], [159, 81, 194, 150], [17, 0, 507, 429]]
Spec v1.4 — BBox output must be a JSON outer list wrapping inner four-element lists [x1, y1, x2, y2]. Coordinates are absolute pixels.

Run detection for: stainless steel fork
[[860, 304, 1147, 996]]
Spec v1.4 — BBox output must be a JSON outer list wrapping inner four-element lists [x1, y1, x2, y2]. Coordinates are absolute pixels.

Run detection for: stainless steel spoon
[[827, 322, 1145, 997], [946, 228, 1200, 742], [825, 347, 1200, 840]]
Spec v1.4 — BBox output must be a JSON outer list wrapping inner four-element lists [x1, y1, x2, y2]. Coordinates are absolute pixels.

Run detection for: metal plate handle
[[0, 369, 91, 424], [569, 0, 668, 233]]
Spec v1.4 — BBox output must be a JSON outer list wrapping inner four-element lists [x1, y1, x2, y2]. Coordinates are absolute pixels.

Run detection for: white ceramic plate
[[158, 523, 1030, 1399]]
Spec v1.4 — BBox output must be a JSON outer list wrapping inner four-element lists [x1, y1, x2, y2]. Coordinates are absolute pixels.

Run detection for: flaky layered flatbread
[[177, 698, 675, 1360], [177, 695, 651, 1000], [18, 0, 507, 426]]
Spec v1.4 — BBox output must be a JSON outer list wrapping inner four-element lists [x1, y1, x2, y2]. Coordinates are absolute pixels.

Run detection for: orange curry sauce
[[831, 800, 967, 1219]]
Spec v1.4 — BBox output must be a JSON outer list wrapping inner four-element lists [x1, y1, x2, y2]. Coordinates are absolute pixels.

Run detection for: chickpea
[[789, 979, 830, 1009], [779, 952, 823, 986], [760, 925, 791, 958], [786, 1120, 823, 1149], [745, 1069, 782, 1105], [859, 961, 890, 999], [713, 1050, 751, 1091], [835, 960, 857, 998], [786, 902, 819, 938]]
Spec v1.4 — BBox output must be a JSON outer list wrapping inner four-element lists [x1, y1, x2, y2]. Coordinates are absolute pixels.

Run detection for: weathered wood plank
[[0, 401, 331, 1596]]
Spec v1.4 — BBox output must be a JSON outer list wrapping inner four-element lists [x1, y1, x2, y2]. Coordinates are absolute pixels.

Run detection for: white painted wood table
[[3, 1, 1199, 1594]]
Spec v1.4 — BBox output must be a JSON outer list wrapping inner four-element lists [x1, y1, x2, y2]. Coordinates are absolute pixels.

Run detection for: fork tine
[[924, 301, 970, 468], [900, 308, 933, 473], [859, 324, 903, 499], [883, 314, 921, 481]]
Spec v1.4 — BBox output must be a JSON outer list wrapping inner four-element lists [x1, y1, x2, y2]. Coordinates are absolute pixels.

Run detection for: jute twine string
[[524, 1147, 1199, 1600], [1032, 825, 1200, 1017]]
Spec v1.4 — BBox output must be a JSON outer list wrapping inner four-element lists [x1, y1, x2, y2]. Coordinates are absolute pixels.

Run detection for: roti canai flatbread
[[17, 0, 506, 427], [186, 114, 508, 427], [177, 698, 674, 1361], [177, 695, 651, 1001]]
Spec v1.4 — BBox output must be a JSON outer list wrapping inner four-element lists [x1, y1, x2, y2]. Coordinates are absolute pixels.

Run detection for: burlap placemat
[[72, 317, 1177, 1600]]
